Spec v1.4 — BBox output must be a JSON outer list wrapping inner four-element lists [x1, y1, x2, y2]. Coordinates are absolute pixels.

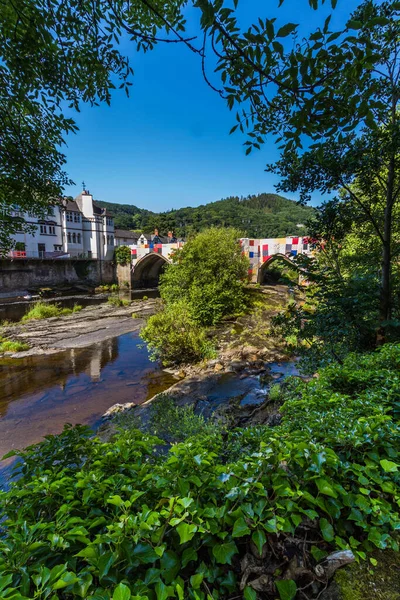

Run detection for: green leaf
[[132, 543, 159, 564], [277, 23, 298, 37], [320, 518, 334, 542], [380, 459, 399, 472], [252, 529, 266, 556], [212, 541, 238, 564], [232, 516, 251, 538], [107, 495, 124, 507], [244, 587, 257, 600], [74, 573, 93, 598], [176, 523, 197, 544], [155, 581, 169, 600], [182, 547, 198, 567], [113, 583, 131, 600], [275, 579, 297, 600], [347, 20, 362, 29], [190, 574, 204, 589], [316, 478, 338, 498], [52, 572, 79, 590]]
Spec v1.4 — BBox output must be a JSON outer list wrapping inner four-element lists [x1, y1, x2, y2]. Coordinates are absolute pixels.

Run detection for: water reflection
[[0, 332, 176, 458]]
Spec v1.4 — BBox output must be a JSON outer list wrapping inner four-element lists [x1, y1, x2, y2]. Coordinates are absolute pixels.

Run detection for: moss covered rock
[[322, 549, 400, 600]]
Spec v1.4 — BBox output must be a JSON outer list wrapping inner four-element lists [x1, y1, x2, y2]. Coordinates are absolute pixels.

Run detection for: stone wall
[[116, 263, 132, 289], [0, 259, 115, 292]]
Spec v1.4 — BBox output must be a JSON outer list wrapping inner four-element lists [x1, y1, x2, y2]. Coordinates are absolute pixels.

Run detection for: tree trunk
[[377, 156, 395, 346]]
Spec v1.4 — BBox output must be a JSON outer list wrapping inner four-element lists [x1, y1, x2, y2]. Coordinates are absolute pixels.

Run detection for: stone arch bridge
[[128, 237, 311, 288]]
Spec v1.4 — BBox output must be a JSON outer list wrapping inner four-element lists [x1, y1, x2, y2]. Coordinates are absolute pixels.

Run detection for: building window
[[72, 232, 76, 243], [54, 245, 62, 251], [49, 225, 55, 235], [67, 232, 71, 243], [106, 217, 113, 226], [110, 236, 114, 245], [48, 207, 55, 217], [38, 243, 46, 256], [40, 224, 47, 234], [77, 233, 81, 244], [74, 213, 81, 223], [66, 212, 73, 222]]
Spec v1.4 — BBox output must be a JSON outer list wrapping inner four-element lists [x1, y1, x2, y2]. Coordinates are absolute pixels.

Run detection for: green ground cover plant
[[0, 337, 29, 353], [21, 302, 82, 322], [1, 344, 400, 599], [107, 297, 130, 308]]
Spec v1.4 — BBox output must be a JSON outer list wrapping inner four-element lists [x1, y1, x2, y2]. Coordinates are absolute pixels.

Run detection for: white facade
[[9, 190, 114, 260]]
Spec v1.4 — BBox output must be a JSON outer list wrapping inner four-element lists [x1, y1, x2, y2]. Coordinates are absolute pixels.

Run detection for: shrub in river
[[160, 227, 249, 326], [107, 296, 130, 307], [21, 301, 83, 321], [141, 301, 217, 365], [21, 300, 82, 323], [0, 337, 29, 353], [1, 345, 400, 598]]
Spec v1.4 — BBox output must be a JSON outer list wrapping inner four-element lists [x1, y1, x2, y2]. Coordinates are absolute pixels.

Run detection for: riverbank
[[100, 285, 295, 437], [0, 298, 159, 357]]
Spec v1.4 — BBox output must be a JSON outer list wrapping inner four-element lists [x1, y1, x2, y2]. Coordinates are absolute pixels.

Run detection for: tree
[[197, 0, 400, 339], [160, 227, 249, 325], [0, 0, 187, 249]]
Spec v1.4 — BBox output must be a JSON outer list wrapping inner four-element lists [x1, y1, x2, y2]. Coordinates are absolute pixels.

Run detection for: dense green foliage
[[116, 394, 220, 443], [98, 194, 315, 239], [141, 228, 248, 365], [1, 344, 400, 599], [0, 0, 187, 249], [21, 302, 82, 322], [159, 228, 249, 327], [0, 337, 29, 353], [141, 301, 217, 366], [114, 246, 132, 266]]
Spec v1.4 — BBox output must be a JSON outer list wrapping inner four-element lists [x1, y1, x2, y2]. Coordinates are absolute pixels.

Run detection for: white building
[[9, 189, 114, 260]]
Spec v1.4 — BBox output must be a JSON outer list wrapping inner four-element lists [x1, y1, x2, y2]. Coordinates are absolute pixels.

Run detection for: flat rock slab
[[1, 300, 158, 357]]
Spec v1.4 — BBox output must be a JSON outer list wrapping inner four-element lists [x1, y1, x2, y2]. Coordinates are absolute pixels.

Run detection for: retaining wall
[[0, 259, 115, 292]]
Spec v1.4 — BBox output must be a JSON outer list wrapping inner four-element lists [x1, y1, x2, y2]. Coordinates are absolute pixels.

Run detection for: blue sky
[[64, 0, 360, 212]]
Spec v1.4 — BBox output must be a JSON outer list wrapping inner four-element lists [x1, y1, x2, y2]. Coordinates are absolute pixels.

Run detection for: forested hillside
[[97, 193, 316, 238]]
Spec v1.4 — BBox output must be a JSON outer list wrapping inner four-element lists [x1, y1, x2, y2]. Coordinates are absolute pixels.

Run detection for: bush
[[160, 227, 249, 326], [107, 296, 130, 307], [21, 301, 82, 321], [1, 346, 400, 599], [116, 395, 220, 443], [141, 301, 217, 365], [114, 245, 132, 265], [0, 337, 29, 353]]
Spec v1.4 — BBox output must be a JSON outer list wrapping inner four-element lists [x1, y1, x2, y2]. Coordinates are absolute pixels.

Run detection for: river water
[[0, 331, 176, 480]]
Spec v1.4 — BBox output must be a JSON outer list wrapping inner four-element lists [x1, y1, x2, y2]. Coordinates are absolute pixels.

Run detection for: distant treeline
[[97, 193, 316, 238]]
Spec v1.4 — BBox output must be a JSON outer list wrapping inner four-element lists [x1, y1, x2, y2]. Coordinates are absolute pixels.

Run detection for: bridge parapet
[[240, 236, 311, 283], [125, 236, 311, 288]]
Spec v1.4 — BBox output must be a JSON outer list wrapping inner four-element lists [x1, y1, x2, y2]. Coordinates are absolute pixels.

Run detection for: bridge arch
[[257, 253, 300, 285], [132, 253, 171, 289]]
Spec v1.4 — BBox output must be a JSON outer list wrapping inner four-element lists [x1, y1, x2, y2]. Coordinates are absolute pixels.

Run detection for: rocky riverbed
[[99, 285, 298, 438], [0, 298, 159, 357]]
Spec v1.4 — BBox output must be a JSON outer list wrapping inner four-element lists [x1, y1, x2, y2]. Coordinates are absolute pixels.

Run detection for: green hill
[[97, 193, 315, 238]]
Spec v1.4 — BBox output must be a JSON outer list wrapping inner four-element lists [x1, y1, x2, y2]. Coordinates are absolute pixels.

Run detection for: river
[[0, 331, 176, 481]]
